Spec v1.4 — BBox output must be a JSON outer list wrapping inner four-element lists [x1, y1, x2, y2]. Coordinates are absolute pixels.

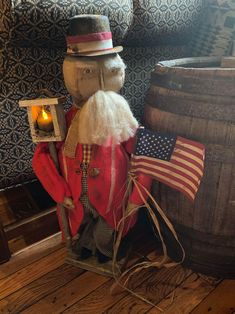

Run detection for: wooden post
[[0, 221, 11, 264], [47, 142, 72, 250], [48, 142, 59, 170], [59, 204, 72, 250]]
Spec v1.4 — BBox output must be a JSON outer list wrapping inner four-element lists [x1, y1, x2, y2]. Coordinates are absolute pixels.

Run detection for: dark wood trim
[[0, 222, 11, 264], [4, 207, 59, 241]]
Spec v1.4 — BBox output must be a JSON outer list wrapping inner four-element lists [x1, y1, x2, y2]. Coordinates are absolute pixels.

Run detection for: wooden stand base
[[66, 251, 128, 277]]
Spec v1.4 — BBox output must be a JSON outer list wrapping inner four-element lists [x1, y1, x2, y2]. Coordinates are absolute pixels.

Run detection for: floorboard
[[0, 264, 84, 314], [0, 232, 62, 280], [0, 234, 234, 314], [190, 280, 235, 314], [147, 273, 220, 314], [0, 247, 66, 300], [58, 249, 159, 313], [105, 265, 192, 314], [21, 271, 108, 314]]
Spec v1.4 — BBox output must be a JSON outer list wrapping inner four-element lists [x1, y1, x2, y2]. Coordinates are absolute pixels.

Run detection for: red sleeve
[[122, 134, 152, 206], [122, 135, 136, 156], [128, 173, 152, 205], [32, 143, 71, 203]]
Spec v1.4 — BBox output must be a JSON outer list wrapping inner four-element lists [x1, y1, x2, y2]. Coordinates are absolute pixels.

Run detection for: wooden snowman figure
[[33, 15, 152, 264]]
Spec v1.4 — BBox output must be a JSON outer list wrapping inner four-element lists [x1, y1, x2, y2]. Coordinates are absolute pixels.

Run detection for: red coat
[[32, 106, 152, 237]]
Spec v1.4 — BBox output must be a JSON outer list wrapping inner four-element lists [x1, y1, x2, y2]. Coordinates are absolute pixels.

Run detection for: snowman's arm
[[32, 143, 72, 204]]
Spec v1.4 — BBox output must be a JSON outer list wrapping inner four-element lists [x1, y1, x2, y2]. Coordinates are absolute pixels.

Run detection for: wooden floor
[[0, 233, 234, 314]]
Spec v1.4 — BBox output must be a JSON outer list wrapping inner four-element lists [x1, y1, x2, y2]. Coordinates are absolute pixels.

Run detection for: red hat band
[[66, 31, 113, 54]]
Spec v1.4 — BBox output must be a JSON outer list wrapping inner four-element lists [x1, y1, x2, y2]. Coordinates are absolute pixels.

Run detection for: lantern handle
[[34, 89, 57, 98]]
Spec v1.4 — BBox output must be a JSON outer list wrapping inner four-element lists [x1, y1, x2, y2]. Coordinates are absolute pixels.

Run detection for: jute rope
[[111, 171, 185, 308]]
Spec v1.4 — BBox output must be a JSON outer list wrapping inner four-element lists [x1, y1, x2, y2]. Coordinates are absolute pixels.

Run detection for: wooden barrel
[[144, 56, 235, 278]]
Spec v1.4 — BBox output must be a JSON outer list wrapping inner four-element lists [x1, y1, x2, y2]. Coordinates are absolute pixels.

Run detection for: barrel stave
[[145, 57, 235, 277]]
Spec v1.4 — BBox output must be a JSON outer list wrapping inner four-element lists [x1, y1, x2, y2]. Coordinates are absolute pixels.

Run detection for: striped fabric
[[131, 128, 205, 201]]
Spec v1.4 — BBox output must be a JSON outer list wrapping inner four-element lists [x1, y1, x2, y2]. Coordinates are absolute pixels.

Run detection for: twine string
[[110, 171, 185, 309]]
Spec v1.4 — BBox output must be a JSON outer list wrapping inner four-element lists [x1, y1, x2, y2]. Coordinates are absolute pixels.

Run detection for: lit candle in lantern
[[37, 107, 54, 132]]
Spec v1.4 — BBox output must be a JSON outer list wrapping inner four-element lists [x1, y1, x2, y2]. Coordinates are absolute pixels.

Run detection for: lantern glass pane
[[32, 105, 55, 137]]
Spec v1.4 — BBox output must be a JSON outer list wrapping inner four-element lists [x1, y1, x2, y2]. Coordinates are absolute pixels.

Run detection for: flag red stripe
[[131, 166, 195, 200], [170, 158, 202, 179], [131, 158, 200, 187], [170, 155, 203, 177], [158, 177, 194, 201], [131, 163, 198, 194], [173, 148, 204, 167], [132, 154, 203, 179], [172, 151, 204, 172], [177, 136, 205, 150], [175, 143, 204, 160]]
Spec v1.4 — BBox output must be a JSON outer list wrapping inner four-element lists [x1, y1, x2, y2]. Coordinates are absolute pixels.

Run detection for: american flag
[[131, 128, 205, 201]]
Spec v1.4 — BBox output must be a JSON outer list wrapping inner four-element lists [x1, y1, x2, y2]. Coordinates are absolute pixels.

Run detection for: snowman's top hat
[[66, 14, 123, 57]]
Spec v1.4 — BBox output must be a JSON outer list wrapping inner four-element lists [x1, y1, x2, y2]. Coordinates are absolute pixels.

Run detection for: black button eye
[[83, 68, 92, 74]]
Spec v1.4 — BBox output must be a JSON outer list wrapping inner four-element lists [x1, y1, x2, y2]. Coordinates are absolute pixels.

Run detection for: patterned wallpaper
[[0, 0, 203, 189], [11, 0, 133, 47], [0, 0, 12, 77], [9, 0, 204, 48], [124, 0, 204, 46]]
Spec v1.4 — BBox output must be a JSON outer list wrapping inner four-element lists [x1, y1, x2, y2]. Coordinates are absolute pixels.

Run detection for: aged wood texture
[[0, 233, 234, 314], [19, 97, 66, 107], [191, 280, 235, 314], [61, 272, 139, 313], [18, 225, 157, 313], [144, 56, 235, 278], [4, 207, 59, 241], [61, 250, 162, 313], [21, 271, 109, 314], [0, 264, 84, 314], [147, 274, 220, 314], [0, 247, 66, 300], [154, 57, 235, 96], [105, 265, 192, 314], [0, 232, 62, 280], [0, 222, 11, 264], [146, 86, 235, 123], [0, 185, 44, 227], [0, 192, 16, 226]]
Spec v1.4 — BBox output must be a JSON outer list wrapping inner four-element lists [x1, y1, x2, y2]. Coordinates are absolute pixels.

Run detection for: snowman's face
[[63, 53, 126, 105]]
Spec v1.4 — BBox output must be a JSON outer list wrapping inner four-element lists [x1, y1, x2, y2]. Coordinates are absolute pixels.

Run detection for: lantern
[[19, 96, 66, 143]]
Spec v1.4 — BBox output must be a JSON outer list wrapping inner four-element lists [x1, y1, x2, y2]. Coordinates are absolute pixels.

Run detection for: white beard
[[77, 90, 138, 145]]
